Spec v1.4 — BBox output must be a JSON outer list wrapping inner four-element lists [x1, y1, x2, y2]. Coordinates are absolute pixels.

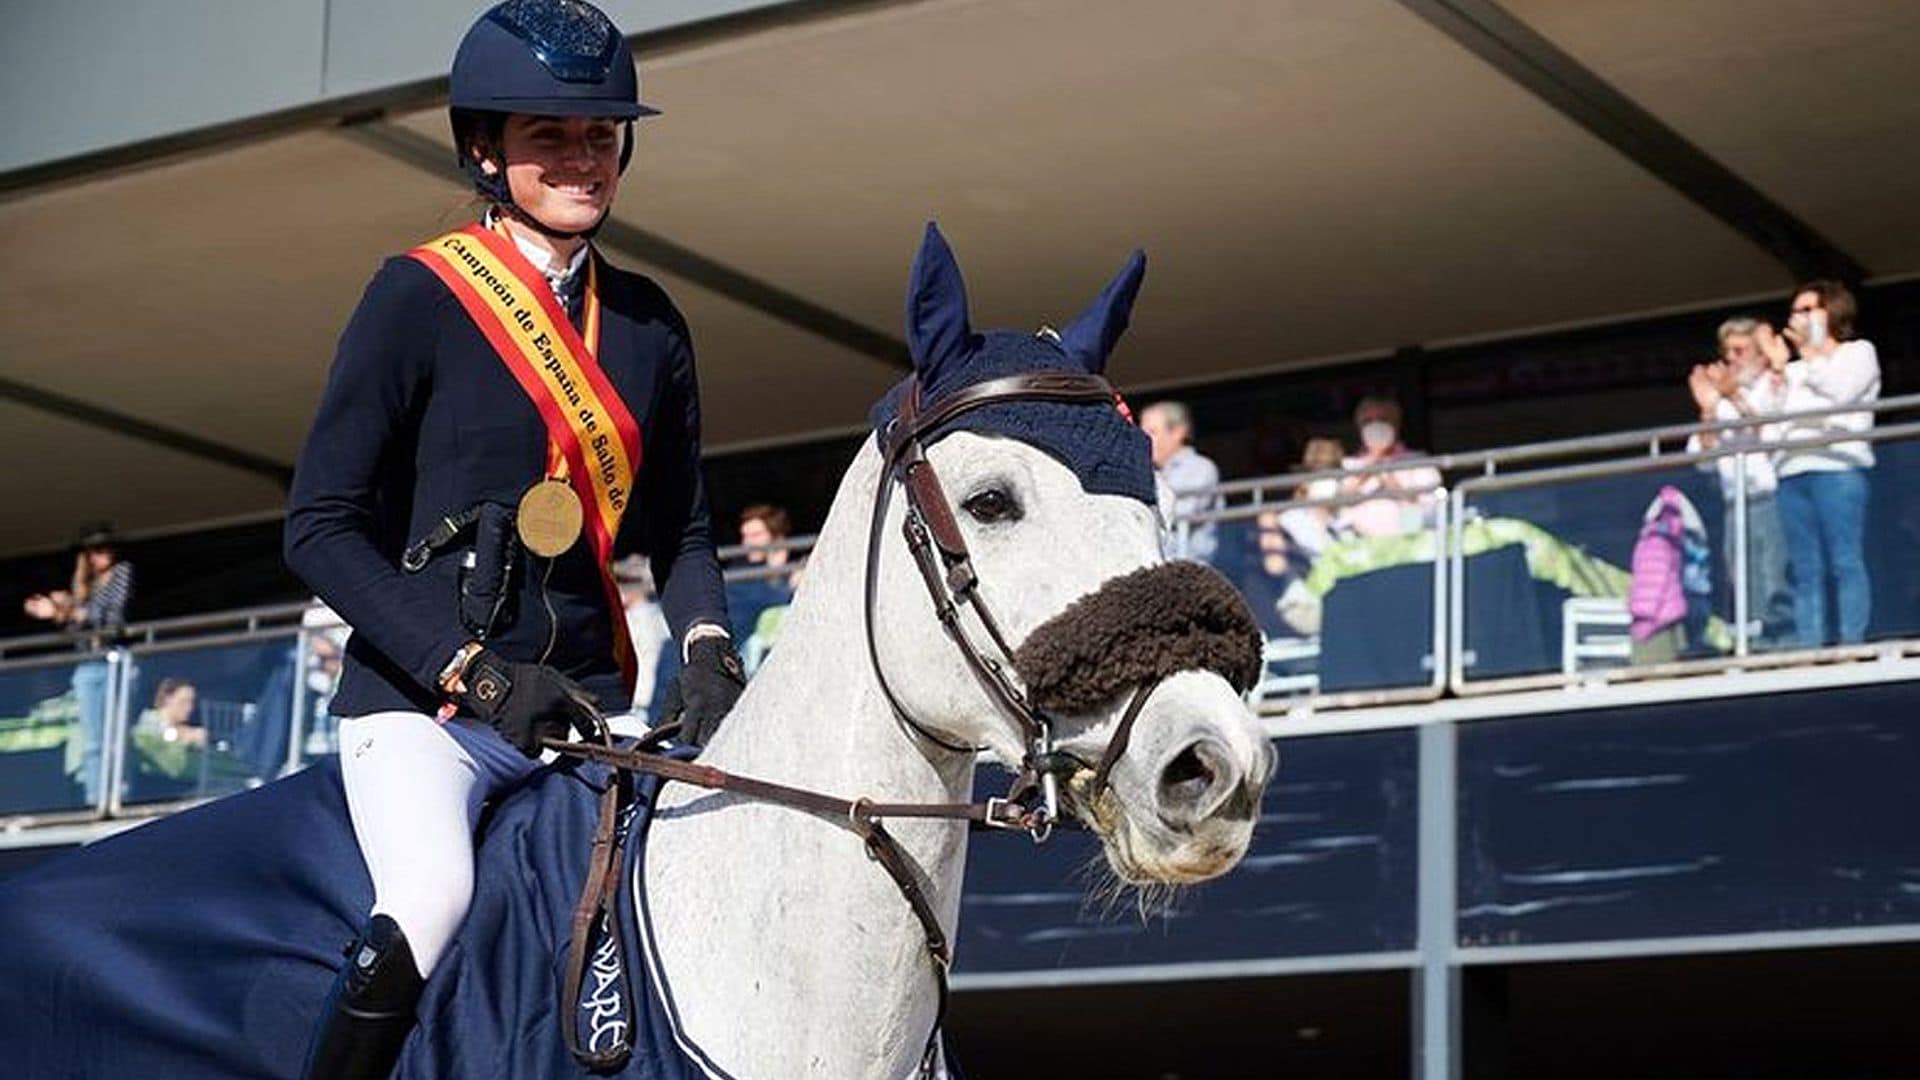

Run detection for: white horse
[[642, 225, 1275, 1078]]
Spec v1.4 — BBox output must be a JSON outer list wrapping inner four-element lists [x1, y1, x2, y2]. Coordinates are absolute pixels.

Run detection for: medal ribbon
[[408, 223, 642, 680]]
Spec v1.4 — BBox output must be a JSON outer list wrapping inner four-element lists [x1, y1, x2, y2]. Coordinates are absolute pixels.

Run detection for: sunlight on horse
[[642, 224, 1274, 1078]]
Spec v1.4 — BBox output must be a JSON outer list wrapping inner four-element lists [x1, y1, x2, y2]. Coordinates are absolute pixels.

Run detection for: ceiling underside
[[1, 0, 1915, 554]]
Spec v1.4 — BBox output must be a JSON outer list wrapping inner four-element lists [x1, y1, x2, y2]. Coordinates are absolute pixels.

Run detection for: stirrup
[[300, 915, 426, 1080]]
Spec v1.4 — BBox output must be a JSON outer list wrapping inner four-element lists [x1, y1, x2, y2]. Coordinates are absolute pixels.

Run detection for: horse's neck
[[643, 445, 975, 1078]]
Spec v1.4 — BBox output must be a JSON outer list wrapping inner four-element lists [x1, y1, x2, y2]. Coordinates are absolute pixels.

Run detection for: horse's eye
[[962, 487, 1020, 524]]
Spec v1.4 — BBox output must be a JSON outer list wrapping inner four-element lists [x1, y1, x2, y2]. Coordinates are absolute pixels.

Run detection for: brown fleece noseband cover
[[1011, 561, 1263, 715]]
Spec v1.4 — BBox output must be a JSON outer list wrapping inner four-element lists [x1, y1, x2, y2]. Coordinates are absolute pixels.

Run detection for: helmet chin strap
[[506, 200, 611, 242], [459, 120, 632, 242]]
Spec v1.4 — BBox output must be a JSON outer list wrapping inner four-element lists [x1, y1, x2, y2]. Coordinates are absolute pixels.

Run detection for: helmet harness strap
[[456, 119, 634, 242]]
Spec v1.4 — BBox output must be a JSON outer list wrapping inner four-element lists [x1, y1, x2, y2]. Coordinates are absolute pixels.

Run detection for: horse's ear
[[905, 222, 977, 381], [1056, 250, 1147, 374]]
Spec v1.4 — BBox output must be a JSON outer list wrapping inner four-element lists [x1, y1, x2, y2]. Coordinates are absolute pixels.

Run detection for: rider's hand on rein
[[451, 648, 601, 758]]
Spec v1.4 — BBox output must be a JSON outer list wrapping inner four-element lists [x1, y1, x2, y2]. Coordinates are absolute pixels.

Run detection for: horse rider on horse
[[283, 2, 744, 1074]]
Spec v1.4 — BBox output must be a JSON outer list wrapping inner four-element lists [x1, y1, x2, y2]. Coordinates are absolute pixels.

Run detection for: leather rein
[[546, 369, 1154, 1077]]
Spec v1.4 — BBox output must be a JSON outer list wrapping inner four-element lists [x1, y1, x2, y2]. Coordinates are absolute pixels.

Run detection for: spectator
[[1277, 436, 1347, 559], [135, 678, 206, 747], [1338, 397, 1441, 538], [737, 504, 794, 569], [22, 524, 133, 808], [298, 605, 348, 756], [1241, 439, 1348, 639], [1140, 401, 1223, 562], [22, 523, 134, 637], [1686, 318, 1793, 644], [728, 504, 798, 662], [1762, 280, 1880, 646], [615, 557, 670, 723]]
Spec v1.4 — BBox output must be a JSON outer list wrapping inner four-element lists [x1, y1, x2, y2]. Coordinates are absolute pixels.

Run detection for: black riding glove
[[454, 649, 599, 758], [665, 635, 745, 747]]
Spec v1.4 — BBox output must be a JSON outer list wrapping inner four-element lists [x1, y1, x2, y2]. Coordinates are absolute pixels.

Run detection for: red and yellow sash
[[408, 222, 642, 679]]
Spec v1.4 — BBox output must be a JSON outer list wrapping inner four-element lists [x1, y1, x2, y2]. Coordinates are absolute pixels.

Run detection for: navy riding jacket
[[284, 249, 728, 717]]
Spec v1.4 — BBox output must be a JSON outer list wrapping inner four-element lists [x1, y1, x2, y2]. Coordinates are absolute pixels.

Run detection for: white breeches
[[335, 711, 537, 978]]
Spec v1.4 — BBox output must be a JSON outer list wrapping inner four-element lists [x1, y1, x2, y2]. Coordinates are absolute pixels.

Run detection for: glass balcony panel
[[1186, 484, 1443, 706], [118, 637, 299, 807], [0, 653, 114, 817], [1459, 463, 1729, 684], [1750, 432, 1920, 653]]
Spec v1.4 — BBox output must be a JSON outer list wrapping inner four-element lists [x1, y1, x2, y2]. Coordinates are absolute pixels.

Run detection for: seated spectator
[[1686, 317, 1793, 644], [615, 558, 670, 725], [1763, 280, 1880, 647], [737, 503, 795, 570], [1140, 401, 1223, 562], [728, 504, 799, 658], [298, 604, 348, 756], [1338, 398, 1441, 538], [135, 678, 206, 747], [1239, 439, 1349, 639], [1276, 436, 1348, 559]]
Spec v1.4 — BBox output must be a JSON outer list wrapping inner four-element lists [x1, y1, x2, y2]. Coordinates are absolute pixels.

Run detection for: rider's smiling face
[[493, 114, 623, 235]]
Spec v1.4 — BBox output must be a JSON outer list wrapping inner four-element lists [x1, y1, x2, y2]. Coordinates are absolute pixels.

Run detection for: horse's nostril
[[1161, 744, 1214, 793], [1156, 739, 1235, 828]]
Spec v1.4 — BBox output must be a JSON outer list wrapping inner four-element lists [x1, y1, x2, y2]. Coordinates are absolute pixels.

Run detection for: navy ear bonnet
[[869, 223, 1156, 506]]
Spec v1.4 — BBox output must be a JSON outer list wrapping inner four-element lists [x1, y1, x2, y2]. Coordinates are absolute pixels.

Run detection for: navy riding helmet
[[448, 0, 659, 237]]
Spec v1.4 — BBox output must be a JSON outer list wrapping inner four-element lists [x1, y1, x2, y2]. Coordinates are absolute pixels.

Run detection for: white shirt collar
[[485, 209, 591, 293]]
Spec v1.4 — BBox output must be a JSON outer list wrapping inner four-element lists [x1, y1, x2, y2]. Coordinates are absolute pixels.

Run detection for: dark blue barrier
[[955, 728, 1418, 974], [0, 656, 108, 816], [1459, 679, 1920, 947], [1319, 560, 1435, 692]]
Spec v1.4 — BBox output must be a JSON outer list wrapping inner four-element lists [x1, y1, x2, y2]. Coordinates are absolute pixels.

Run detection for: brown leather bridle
[[545, 368, 1160, 1077], [864, 369, 1154, 839]]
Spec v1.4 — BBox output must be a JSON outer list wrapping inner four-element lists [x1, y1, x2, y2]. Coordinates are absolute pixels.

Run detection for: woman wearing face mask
[[1339, 397, 1442, 538], [1759, 280, 1880, 647], [281, 2, 742, 1075]]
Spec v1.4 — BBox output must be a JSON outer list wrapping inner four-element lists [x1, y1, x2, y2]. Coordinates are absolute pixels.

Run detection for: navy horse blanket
[[0, 755, 713, 1079]]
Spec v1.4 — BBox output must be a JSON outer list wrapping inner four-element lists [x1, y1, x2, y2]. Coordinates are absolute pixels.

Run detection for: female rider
[[284, 3, 742, 1075]]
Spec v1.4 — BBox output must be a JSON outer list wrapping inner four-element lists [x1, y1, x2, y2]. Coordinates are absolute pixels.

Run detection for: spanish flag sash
[[407, 223, 642, 679]]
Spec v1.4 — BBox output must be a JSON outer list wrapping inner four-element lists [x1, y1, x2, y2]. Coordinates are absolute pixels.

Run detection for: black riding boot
[[301, 915, 426, 1080]]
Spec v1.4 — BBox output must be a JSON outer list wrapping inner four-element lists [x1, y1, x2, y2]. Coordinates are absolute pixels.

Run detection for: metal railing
[[4, 391, 1915, 829], [0, 560, 818, 830], [1173, 392, 1920, 711], [1445, 418, 1920, 696]]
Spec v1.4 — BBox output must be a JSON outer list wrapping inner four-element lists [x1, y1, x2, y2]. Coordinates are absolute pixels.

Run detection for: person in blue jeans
[[23, 524, 134, 808], [1762, 281, 1880, 647]]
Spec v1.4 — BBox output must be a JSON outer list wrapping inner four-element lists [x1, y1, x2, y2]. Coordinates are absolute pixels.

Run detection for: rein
[[550, 369, 1143, 1077], [553, 368, 1186, 1077]]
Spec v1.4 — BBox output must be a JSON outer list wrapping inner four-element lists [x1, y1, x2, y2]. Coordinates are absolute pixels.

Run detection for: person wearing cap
[[282, 3, 742, 1074], [21, 523, 134, 636], [22, 523, 134, 808]]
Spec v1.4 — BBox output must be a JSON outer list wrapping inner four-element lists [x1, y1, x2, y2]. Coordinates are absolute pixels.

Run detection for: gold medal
[[517, 478, 583, 558]]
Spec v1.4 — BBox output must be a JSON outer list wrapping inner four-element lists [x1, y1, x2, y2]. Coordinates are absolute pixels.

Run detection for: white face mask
[[1360, 421, 1397, 451], [1802, 310, 1829, 349]]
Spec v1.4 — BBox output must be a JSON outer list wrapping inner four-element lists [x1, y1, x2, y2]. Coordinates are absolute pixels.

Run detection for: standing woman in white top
[[1761, 280, 1880, 647]]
